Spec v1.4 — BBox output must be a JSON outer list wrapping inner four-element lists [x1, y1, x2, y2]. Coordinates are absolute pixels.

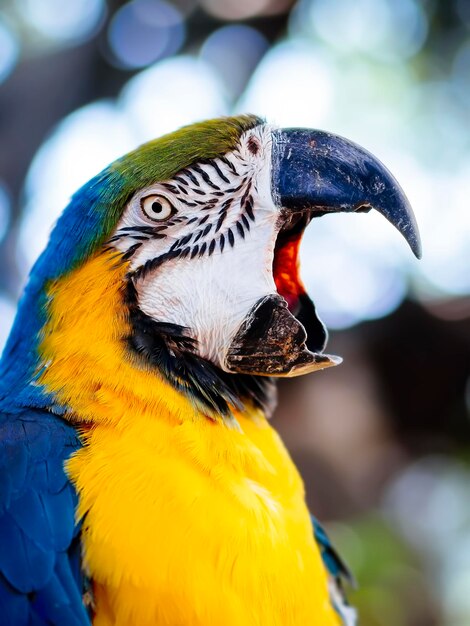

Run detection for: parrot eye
[[140, 195, 175, 221]]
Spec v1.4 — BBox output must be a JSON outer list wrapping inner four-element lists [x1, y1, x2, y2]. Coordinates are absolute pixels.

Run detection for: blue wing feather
[[0, 408, 90, 625], [312, 515, 357, 626], [0, 572, 29, 625], [312, 515, 354, 585]]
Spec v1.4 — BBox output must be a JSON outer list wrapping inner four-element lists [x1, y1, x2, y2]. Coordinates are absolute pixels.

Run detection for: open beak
[[224, 127, 421, 378]]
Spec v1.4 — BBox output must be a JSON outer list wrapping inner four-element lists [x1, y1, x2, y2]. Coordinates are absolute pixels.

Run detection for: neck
[[4, 249, 274, 426], [124, 279, 275, 420]]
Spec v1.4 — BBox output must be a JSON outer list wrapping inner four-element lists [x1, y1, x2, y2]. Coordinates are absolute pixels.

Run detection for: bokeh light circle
[[308, 0, 428, 62], [200, 0, 270, 21], [0, 17, 19, 83], [19, 101, 135, 269], [0, 296, 16, 355], [0, 183, 11, 243], [108, 0, 185, 69], [121, 55, 228, 142], [18, 0, 106, 44], [200, 25, 268, 98], [238, 41, 334, 126]]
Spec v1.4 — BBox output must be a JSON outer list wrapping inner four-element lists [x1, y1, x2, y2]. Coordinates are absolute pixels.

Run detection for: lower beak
[[224, 127, 421, 379]]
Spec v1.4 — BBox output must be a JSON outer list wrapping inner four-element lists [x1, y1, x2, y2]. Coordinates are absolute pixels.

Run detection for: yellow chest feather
[[39, 252, 339, 625], [68, 412, 339, 626]]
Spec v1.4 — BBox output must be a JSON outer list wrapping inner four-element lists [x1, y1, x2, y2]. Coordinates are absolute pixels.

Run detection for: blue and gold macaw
[[0, 116, 420, 625]]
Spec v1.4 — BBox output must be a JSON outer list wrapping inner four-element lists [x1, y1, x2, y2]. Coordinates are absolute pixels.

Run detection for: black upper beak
[[272, 128, 422, 259]]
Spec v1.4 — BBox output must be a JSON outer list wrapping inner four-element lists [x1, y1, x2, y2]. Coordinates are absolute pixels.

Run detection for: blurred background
[[0, 0, 469, 623]]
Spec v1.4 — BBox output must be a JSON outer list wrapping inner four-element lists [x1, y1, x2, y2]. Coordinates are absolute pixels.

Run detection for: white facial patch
[[111, 124, 280, 369]]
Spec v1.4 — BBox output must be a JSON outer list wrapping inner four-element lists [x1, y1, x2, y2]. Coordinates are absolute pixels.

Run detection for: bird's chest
[[68, 412, 339, 626]]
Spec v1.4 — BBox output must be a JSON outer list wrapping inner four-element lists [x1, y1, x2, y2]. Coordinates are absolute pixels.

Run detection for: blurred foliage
[[330, 516, 441, 626]]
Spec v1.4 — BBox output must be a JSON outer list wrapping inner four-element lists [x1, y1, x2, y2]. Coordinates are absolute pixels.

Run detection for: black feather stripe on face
[[124, 153, 259, 281], [123, 280, 274, 418], [111, 126, 281, 396]]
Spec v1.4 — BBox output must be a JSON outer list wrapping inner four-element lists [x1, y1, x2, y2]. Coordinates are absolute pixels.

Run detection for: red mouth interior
[[273, 232, 306, 313]]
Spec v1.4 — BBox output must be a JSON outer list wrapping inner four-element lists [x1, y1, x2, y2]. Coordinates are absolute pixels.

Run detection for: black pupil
[[151, 201, 163, 213]]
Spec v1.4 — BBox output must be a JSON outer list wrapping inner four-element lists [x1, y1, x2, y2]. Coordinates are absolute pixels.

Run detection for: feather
[[0, 409, 90, 624], [312, 516, 357, 626], [0, 572, 28, 625]]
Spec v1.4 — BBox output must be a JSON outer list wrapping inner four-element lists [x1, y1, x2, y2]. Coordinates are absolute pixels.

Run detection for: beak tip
[[402, 223, 422, 259], [404, 216, 423, 260], [380, 190, 422, 260]]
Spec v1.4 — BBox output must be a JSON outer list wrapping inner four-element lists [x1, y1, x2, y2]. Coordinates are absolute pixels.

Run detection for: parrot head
[[0, 115, 420, 419]]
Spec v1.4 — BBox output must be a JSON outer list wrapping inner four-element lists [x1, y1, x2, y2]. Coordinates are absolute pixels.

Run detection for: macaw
[[0, 115, 420, 626]]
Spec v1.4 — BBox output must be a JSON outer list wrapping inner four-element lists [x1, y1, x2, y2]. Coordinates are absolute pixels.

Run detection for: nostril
[[247, 136, 260, 156]]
